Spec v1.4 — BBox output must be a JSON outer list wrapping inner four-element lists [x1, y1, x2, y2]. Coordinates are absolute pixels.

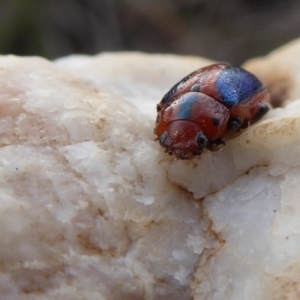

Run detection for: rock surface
[[0, 41, 300, 300]]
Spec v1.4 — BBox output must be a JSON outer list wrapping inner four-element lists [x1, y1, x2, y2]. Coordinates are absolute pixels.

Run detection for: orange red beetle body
[[154, 63, 270, 159]]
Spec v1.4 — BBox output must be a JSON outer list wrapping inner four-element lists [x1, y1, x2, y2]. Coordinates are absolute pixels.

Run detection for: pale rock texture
[[0, 40, 300, 300]]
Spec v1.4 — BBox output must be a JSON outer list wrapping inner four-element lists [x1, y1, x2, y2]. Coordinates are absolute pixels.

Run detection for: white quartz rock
[[0, 54, 213, 300], [56, 49, 300, 299], [55, 52, 213, 118], [0, 42, 300, 300]]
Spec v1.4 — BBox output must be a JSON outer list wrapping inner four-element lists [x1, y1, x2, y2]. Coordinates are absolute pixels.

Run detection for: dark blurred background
[[0, 0, 299, 64]]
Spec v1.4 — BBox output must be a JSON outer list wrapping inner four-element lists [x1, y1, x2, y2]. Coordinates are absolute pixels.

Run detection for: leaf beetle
[[154, 63, 270, 159]]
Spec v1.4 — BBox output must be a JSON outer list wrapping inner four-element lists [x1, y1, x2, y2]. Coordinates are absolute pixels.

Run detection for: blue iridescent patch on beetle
[[216, 66, 264, 106], [176, 93, 198, 119]]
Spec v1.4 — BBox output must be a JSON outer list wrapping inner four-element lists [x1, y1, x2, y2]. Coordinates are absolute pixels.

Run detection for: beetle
[[154, 63, 270, 159]]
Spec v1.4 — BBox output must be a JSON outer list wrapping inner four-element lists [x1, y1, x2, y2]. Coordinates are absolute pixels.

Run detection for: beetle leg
[[195, 148, 203, 156], [253, 103, 270, 122], [228, 116, 244, 131], [214, 138, 225, 145], [207, 139, 225, 151]]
